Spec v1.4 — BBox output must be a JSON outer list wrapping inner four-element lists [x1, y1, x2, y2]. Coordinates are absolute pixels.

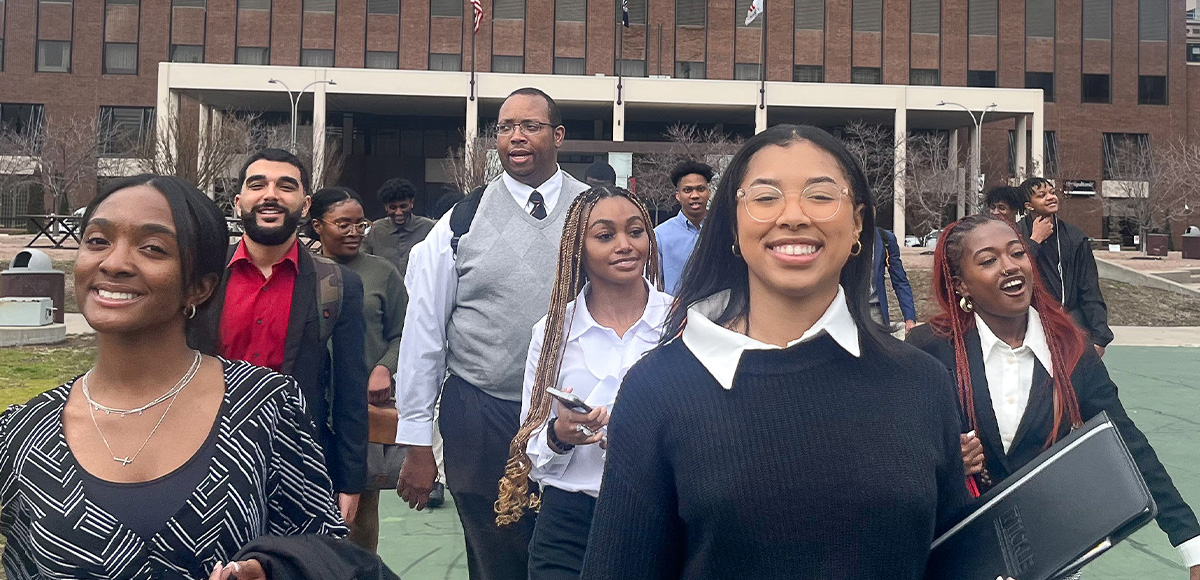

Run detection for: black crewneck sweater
[[581, 333, 971, 580]]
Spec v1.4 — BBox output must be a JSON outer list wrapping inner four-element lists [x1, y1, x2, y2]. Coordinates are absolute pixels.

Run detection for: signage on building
[[1064, 179, 1097, 196]]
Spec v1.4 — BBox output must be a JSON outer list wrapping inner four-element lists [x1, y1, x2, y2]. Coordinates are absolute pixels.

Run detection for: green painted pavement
[[376, 345, 1200, 579]]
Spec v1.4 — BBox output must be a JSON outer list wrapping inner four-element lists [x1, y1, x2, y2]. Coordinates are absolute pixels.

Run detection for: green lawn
[[0, 336, 95, 408]]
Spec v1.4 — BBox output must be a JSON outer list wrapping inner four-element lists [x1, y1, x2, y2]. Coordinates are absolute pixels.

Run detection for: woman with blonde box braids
[[495, 185, 671, 579]]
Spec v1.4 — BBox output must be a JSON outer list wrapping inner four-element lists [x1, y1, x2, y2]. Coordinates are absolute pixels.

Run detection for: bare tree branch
[[444, 125, 503, 194], [633, 124, 743, 209]]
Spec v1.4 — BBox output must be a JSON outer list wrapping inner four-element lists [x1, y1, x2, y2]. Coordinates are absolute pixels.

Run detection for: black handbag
[[926, 412, 1157, 580]]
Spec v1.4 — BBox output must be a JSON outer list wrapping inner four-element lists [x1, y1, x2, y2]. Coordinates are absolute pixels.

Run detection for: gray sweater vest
[[446, 173, 589, 401]]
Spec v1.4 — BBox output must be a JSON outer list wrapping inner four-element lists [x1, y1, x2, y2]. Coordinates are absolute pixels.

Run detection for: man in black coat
[[188, 149, 368, 523], [1016, 177, 1114, 355]]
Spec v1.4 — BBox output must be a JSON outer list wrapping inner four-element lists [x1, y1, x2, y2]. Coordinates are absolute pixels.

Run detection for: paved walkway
[[375, 345, 1200, 579]]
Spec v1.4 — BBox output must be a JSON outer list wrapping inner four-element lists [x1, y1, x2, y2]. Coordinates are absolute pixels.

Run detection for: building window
[[1026, 72, 1055, 101], [1082, 73, 1111, 103], [1138, 75, 1167, 105], [737, 0, 762, 27], [624, 0, 647, 24], [39, 0, 74, 3], [968, 0, 996, 35], [301, 49, 334, 67], [99, 106, 155, 157], [494, 0, 524, 19], [793, 65, 824, 82], [676, 0, 705, 26], [1102, 133, 1150, 179], [557, 0, 585, 21], [0, 104, 46, 140], [1082, 0, 1111, 39], [365, 51, 398, 69], [107, 0, 139, 4], [430, 53, 461, 70], [1025, 0, 1054, 38], [236, 46, 270, 64], [851, 67, 881, 84], [795, 0, 823, 29], [853, 0, 882, 31], [1138, 0, 1167, 41], [0, 39, 5, 72], [910, 0, 939, 34], [239, 0, 269, 9], [618, 59, 646, 76], [675, 61, 705, 78], [170, 44, 204, 63], [1189, 43, 1200, 63], [104, 43, 138, 74], [554, 57, 585, 75], [173, 0, 207, 6], [967, 70, 997, 87], [36, 41, 71, 73], [735, 63, 761, 80], [431, 0, 462, 16], [367, 0, 399, 14], [909, 68, 939, 85], [304, 0, 335, 12], [1008, 130, 1059, 176], [492, 55, 525, 73]]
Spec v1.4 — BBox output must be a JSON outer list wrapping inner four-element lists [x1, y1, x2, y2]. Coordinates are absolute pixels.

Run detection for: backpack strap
[[450, 184, 489, 256], [310, 254, 344, 344]]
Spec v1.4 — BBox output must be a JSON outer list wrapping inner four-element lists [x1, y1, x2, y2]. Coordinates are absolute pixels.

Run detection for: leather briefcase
[[366, 404, 405, 491], [926, 412, 1157, 580]]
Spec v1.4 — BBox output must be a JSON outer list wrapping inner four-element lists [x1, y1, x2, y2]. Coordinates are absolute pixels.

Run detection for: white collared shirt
[[503, 168, 564, 216], [394, 168, 568, 446], [522, 281, 673, 497], [681, 286, 861, 390], [975, 308, 1054, 453]]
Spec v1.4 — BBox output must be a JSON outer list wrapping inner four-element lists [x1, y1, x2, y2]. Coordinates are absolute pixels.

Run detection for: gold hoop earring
[[958, 296, 974, 313], [185, 304, 197, 319], [849, 240, 863, 256]]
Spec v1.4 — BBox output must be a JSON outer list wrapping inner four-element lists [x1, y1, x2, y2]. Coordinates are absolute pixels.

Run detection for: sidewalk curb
[[1095, 258, 1200, 299]]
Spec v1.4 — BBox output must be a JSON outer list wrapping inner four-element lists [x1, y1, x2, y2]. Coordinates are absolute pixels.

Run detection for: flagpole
[[470, 19, 477, 101], [758, 3, 766, 109], [615, 0, 624, 106]]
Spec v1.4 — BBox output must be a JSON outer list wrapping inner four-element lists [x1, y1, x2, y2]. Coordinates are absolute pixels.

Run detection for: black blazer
[[907, 323, 1200, 548], [188, 241, 368, 494], [1016, 215, 1113, 347]]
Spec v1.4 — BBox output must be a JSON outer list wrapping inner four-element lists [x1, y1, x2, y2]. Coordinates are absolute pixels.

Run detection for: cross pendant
[[114, 457, 132, 466]]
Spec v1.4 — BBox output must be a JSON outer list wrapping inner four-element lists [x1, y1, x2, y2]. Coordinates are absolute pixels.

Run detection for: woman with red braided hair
[[907, 214, 1200, 579], [494, 185, 670, 580]]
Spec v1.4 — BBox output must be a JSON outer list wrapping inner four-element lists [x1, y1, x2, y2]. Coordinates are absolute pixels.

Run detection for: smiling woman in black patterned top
[[0, 175, 344, 580]]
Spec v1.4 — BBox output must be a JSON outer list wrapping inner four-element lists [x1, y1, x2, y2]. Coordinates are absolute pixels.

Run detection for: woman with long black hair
[[907, 214, 1200, 579], [580, 125, 972, 580]]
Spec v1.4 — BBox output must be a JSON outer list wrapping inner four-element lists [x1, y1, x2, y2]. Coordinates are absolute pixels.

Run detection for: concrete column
[[465, 96, 480, 170], [950, 129, 963, 219], [608, 152, 633, 189], [755, 104, 768, 134], [893, 103, 907, 241], [312, 81, 328, 188], [1031, 111, 1044, 178], [155, 63, 180, 172], [1015, 115, 1029, 180], [197, 104, 209, 187], [613, 97, 626, 142]]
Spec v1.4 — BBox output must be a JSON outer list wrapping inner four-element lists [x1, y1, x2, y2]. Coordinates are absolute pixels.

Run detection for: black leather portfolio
[[926, 412, 1157, 580]]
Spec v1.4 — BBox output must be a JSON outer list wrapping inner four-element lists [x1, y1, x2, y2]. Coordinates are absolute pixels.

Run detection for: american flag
[[622, 0, 629, 27], [470, 0, 484, 33]]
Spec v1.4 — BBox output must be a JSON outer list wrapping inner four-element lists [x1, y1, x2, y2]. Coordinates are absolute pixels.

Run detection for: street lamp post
[[267, 78, 337, 153], [937, 101, 997, 213]]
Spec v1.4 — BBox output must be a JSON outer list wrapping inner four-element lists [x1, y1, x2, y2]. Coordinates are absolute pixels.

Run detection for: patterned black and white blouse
[[0, 358, 347, 579]]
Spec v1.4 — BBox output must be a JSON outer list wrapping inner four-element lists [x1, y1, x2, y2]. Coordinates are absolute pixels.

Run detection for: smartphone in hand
[[546, 387, 593, 413]]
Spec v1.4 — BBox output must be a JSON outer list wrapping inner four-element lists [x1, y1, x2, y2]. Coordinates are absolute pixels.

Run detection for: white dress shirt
[[975, 308, 1054, 453], [681, 285, 861, 390], [976, 309, 1200, 567], [394, 168, 567, 446], [522, 281, 672, 497]]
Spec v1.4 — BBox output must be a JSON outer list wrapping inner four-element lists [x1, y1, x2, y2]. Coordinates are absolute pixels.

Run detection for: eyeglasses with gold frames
[[319, 219, 372, 235], [736, 182, 851, 223]]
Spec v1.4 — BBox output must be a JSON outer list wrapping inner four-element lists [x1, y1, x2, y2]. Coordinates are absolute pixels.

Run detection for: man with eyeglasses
[[187, 148, 369, 528], [364, 178, 436, 276], [655, 159, 714, 294], [394, 87, 589, 580]]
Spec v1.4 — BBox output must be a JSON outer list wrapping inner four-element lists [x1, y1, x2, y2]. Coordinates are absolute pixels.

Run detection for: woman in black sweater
[[907, 214, 1200, 579], [580, 125, 974, 580]]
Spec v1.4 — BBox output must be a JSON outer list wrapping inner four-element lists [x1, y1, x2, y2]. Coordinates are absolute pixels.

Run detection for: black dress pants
[[439, 375, 537, 580], [527, 486, 596, 580]]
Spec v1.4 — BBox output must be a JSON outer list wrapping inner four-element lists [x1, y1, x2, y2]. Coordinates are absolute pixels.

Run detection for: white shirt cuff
[[1177, 535, 1200, 568], [395, 419, 434, 447], [528, 425, 572, 476]]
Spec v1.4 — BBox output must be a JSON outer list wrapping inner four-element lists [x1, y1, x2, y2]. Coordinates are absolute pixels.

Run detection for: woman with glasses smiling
[[310, 186, 408, 553], [581, 125, 973, 579]]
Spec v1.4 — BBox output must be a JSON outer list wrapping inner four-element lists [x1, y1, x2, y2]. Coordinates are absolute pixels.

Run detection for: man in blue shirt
[[655, 159, 713, 294]]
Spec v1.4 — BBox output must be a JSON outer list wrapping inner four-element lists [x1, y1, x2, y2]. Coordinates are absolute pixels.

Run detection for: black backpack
[[449, 184, 488, 256]]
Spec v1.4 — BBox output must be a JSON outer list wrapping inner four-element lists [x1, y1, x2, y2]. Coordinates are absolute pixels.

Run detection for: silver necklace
[[88, 381, 184, 466], [82, 351, 201, 417]]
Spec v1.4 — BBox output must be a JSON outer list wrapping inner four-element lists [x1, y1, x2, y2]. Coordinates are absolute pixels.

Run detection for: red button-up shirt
[[219, 240, 299, 372]]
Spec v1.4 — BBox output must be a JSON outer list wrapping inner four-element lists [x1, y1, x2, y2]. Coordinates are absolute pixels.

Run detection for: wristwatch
[[546, 418, 575, 454]]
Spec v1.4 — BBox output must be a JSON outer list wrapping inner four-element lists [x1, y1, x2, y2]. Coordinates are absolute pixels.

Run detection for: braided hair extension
[[928, 214, 1086, 451], [494, 185, 660, 526]]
